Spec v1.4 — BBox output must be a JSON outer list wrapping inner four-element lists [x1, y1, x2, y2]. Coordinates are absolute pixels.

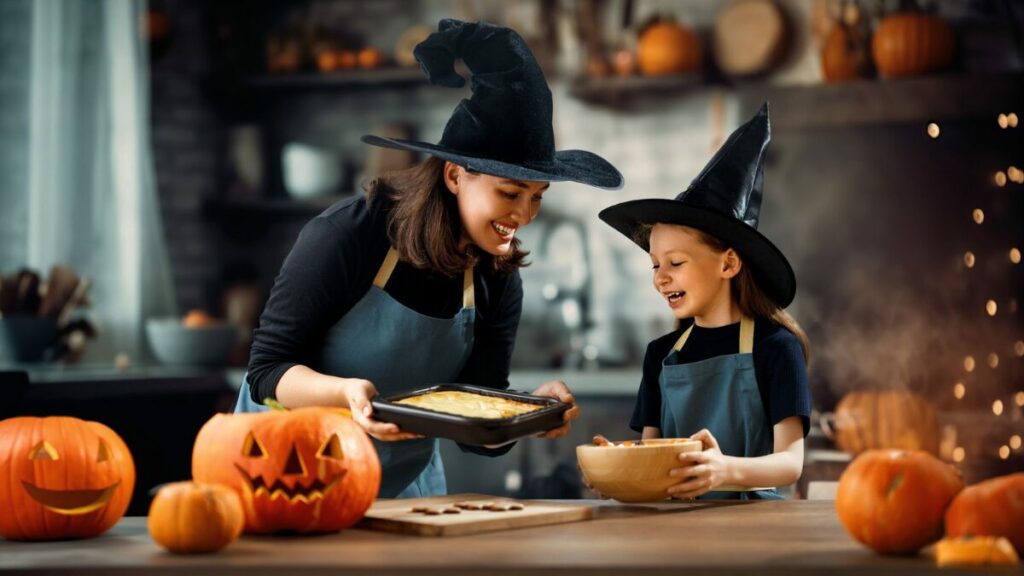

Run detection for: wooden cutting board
[[359, 493, 593, 537]]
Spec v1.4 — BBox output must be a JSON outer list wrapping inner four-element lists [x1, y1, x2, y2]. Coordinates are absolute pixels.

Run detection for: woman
[[236, 19, 624, 498]]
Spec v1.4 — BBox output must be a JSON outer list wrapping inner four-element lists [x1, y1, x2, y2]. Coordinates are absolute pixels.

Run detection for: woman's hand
[[531, 379, 579, 439], [342, 378, 423, 442], [667, 428, 730, 499]]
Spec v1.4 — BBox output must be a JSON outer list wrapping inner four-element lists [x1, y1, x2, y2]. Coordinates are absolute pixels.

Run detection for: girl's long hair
[[637, 224, 811, 364], [366, 157, 528, 276]]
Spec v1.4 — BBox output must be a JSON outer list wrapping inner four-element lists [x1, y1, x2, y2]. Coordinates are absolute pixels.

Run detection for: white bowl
[[145, 318, 236, 367]]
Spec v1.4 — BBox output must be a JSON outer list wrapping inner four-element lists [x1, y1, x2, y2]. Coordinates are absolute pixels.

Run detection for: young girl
[[598, 104, 811, 500], [235, 19, 623, 499]]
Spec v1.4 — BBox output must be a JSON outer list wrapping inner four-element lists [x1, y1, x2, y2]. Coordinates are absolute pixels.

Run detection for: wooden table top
[[0, 500, 1005, 575]]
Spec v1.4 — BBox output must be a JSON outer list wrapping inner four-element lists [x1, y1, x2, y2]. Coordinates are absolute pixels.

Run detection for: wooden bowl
[[576, 438, 702, 502]]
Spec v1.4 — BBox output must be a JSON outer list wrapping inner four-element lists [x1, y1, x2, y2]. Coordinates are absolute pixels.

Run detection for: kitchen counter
[[0, 500, 983, 575]]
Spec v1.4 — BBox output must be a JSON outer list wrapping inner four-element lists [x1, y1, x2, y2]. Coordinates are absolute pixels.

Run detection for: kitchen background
[[1, 0, 1023, 513]]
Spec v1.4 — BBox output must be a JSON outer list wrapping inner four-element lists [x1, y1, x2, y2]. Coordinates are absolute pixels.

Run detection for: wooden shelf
[[568, 72, 1024, 128], [245, 67, 426, 90]]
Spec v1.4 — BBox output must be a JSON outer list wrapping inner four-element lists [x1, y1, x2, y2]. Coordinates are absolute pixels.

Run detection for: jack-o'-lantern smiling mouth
[[234, 464, 346, 504], [21, 481, 120, 515]]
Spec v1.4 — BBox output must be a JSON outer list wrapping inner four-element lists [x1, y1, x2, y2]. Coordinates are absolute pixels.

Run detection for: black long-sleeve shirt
[[246, 193, 523, 454]]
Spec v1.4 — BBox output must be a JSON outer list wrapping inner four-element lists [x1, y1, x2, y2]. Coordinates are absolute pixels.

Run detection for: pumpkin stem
[[886, 471, 905, 498], [263, 398, 288, 412]]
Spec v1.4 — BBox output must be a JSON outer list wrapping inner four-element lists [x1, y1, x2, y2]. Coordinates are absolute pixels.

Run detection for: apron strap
[[372, 247, 476, 309], [739, 316, 754, 354], [672, 316, 756, 353], [372, 248, 401, 289], [463, 268, 475, 309]]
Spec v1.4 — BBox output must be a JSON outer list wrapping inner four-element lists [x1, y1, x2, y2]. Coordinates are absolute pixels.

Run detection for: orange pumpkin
[[945, 473, 1024, 555], [872, 11, 954, 78], [836, 449, 963, 555], [148, 481, 244, 554], [637, 21, 702, 76], [935, 536, 1019, 567], [821, 22, 870, 82], [192, 407, 380, 534], [0, 416, 135, 540], [829, 390, 939, 455]]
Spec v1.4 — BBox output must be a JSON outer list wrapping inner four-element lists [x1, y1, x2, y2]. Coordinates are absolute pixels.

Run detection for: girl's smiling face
[[649, 223, 741, 324], [445, 162, 548, 256]]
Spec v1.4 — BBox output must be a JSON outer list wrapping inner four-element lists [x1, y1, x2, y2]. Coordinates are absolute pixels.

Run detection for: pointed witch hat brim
[[360, 135, 624, 189]]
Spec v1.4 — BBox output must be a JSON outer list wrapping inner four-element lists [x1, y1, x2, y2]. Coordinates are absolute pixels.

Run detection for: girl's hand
[[667, 428, 730, 499], [342, 378, 423, 442], [531, 380, 579, 439]]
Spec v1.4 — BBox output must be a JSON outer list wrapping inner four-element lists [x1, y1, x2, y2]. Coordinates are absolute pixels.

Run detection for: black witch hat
[[598, 103, 796, 308], [361, 19, 623, 190]]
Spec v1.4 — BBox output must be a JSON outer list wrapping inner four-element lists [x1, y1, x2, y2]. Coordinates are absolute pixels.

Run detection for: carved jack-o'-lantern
[[0, 416, 135, 540], [192, 407, 380, 534]]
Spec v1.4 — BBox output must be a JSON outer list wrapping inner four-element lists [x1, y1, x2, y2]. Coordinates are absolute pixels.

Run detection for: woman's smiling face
[[445, 162, 548, 256], [649, 223, 740, 321]]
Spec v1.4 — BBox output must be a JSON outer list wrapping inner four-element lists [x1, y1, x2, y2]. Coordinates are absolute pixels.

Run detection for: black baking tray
[[370, 384, 571, 446]]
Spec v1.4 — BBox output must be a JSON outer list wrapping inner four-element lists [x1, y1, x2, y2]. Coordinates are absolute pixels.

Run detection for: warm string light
[[964, 251, 976, 268], [953, 447, 966, 462], [964, 356, 976, 372], [1011, 248, 1021, 264], [999, 112, 1019, 128], [1011, 435, 1022, 450], [987, 353, 999, 368], [992, 399, 1004, 416], [995, 171, 1007, 187], [986, 299, 998, 316], [1015, 391, 1024, 406], [999, 445, 1011, 460], [1009, 166, 1024, 184], [1015, 341, 1024, 357], [953, 382, 966, 399], [927, 123, 940, 138], [973, 208, 985, 224]]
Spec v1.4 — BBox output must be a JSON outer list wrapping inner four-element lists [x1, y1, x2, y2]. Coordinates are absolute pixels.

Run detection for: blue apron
[[235, 247, 476, 498], [659, 316, 781, 500]]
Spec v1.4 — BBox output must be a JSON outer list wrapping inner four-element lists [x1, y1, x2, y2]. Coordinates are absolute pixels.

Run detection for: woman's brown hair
[[635, 224, 811, 365], [366, 157, 529, 276]]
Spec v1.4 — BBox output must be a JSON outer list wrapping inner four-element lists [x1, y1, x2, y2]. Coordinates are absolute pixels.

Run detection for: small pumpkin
[[935, 536, 1019, 567], [821, 21, 870, 82], [945, 473, 1024, 555], [192, 407, 380, 534], [637, 20, 702, 76], [835, 449, 963, 555], [827, 390, 939, 455], [872, 6, 954, 78], [0, 416, 135, 541], [148, 481, 243, 554]]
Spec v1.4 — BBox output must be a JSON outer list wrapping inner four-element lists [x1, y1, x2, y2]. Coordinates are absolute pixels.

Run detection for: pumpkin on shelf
[[636, 18, 702, 76], [0, 416, 135, 541], [945, 473, 1024, 555], [192, 406, 380, 534], [835, 449, 963, 555], [822, 389, 940, 455], [820, 1, 870, 83], [148, 481, 244, 554], [872, 1, 955, 79]]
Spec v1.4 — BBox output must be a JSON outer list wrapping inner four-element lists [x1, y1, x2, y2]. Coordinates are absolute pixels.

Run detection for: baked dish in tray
[[372, 384, 571, 445], [394, 390, 545, 419]]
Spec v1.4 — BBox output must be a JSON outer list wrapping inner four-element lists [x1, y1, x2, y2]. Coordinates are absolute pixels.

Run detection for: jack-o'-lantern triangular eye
[[28, 440, 59, 461], [97, 439, 112, 462], [316, 433, 344, 460], [242, 432, 267, 458]]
